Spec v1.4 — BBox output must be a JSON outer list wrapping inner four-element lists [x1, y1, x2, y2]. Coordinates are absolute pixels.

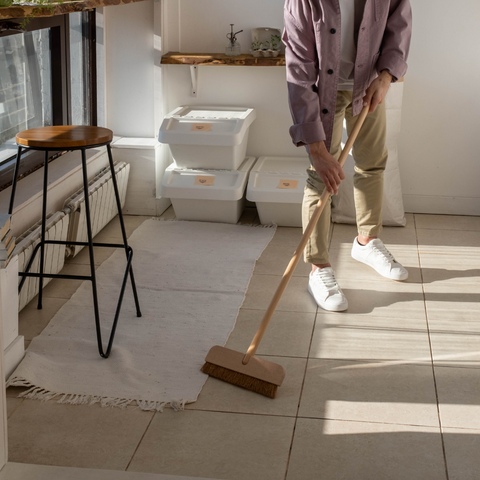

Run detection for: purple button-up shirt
[[283, 0, 412, 151]]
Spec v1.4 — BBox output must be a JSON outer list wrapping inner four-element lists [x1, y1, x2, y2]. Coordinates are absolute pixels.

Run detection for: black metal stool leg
[[106, 144, 142, 318], [37, 150, 49, 310], [80, 148, 106, 357], [8, 146, 23, 215]]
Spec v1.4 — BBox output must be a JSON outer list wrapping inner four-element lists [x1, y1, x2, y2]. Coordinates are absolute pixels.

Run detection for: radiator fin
[[16, 211, 70, 311], [64, 162, 130, 257]]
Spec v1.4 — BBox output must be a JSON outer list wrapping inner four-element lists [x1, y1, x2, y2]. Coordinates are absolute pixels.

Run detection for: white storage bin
[[160, 157, 256, 224], [158, 106, 256, 170], [247, 156, 310, 227]]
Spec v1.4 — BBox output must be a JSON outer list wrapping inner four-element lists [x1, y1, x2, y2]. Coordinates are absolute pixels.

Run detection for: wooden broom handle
[[242, 105, 370, 365]]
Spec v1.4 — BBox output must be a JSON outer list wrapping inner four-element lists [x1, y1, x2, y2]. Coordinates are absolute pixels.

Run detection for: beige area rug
[[7, 220, 276, 411]]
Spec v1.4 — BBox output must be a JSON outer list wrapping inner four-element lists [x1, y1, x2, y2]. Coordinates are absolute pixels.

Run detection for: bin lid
[[160, 157, 256, 201], [158, 106, 256, 147], [247, 156, 310, 204]]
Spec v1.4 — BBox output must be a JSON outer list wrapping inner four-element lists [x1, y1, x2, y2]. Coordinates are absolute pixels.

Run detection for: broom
[[202, 104, 370, 398]]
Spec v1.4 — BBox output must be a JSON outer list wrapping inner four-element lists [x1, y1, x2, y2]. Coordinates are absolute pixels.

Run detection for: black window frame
[[0, 11, 97, 190]]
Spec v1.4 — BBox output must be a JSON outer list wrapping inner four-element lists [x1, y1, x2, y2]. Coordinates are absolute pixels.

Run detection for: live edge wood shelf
[[161, 52, 286, 67], [0, 0, 149, 20]]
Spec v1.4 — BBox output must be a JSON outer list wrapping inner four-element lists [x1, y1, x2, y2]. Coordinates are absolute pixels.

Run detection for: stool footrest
[[18, 272, 93, 281], [43, 239, 126, 249]]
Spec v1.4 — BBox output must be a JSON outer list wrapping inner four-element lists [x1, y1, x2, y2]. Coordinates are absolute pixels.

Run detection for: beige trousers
[[302, 90, 388, 265]]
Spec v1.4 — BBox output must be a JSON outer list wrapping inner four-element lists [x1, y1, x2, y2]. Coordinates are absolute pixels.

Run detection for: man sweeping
[[283, 0, 412, 311]]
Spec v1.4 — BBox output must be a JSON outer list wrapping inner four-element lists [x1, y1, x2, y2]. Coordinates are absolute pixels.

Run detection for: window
[[0, 12, 97, 190]]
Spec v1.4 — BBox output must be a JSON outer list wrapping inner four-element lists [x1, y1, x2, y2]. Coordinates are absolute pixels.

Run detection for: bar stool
[[8, 126, 142, 359]]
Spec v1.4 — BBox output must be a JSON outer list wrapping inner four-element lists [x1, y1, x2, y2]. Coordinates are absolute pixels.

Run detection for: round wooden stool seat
[[16, 126, 113, 149]]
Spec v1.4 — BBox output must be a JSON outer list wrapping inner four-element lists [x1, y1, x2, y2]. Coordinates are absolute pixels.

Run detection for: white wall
[[160, 0, 480, 215], [398, 0, 480, 215], [104, 0, 156, 137]]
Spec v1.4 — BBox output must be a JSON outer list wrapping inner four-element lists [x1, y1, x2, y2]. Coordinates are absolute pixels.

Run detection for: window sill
[[0, 0, 150, 20]]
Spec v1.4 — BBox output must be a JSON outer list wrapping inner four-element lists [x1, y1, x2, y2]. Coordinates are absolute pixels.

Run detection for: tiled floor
[[6, 208, 480, 480]]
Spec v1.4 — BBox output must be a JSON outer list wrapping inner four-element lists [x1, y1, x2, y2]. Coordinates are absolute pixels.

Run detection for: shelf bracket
[[190, 65, 198, 97]]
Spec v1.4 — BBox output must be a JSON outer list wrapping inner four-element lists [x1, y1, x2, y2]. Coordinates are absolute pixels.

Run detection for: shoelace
[[370, 242, 396, 264], [314, 269, 340, 294]]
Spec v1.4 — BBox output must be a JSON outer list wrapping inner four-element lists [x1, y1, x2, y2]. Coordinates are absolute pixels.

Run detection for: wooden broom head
[[201, 346, 286, 399]]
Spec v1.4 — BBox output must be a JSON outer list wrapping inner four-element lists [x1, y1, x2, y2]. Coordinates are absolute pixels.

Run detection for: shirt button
[[330, 28, 336, 34], [327, 69, 334, 75], [357, 64, 363, 68], [322, 109, 329, 114]]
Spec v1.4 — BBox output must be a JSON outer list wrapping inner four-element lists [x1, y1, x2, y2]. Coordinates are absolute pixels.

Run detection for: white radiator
[[64, 162, 130, 256], [16, 211, 70, 311]]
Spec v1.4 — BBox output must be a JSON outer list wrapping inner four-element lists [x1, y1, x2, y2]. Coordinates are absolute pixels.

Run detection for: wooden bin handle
[[243, 105, 370, 365]]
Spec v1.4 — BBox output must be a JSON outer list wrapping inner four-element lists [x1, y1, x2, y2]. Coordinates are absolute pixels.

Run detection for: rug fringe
[[7, 376, 187, 412]]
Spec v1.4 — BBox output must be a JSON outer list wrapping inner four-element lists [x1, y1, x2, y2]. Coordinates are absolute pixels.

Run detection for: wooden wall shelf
[[0, 0, 149, 21], [161, 52, 286, 67]]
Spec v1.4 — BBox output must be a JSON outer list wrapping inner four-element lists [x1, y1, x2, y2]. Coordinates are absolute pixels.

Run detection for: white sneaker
[[308, 267, 348, 312], [351, 237, 408, 281]]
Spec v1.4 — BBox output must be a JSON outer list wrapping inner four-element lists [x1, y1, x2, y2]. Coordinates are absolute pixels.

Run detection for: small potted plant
[[250, 40, 263, 57], [269, 34, 281, 57], [260, 40, 272, 57]]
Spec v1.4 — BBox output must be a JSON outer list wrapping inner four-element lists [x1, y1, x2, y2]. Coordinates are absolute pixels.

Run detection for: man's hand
[[363, 70, 393, 113], [309, 141, 345, 195]]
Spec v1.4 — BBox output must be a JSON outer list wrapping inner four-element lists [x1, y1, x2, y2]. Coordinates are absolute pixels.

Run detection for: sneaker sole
[[307, 283, 348, 312], [351, 249, 409, 281]]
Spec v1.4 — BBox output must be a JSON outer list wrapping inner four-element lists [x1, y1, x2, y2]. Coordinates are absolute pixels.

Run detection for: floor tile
[[443, 428, 480, 480], [254, 244, 311, 277], [419, 252, 480, 286], [242, 274, 317, 313], [41, 264, 92, 300], [298, 359, 439, 426], [158, 205, 176, 220], [417, 228, 480, 254], [66, 244, 117, 266], [19, 297, 69, 341], [404, 212, 416, 228], [429, 328, 480, 367], [434, 366, 480, 429], [286, 418, 447, 480], [334, 278, 426, 319], [0, 462, 216, 480], [424, 283, 480, 323], [310, 313, 431, 361], [7, 400, 154, 470], [94, 215, 151, 243], [128, 410, 295, 480], [415, 214, 480, 232], [237, 207, 259, 225], [225, 308, 315, 357], [267, 226, 303, 248], [188, 356, 306, 417], [6, 386, 29, 398], [6, 397, 23, 418]]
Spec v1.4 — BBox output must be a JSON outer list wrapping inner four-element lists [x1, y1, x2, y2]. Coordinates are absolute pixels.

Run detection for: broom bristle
[[202, 361, 278, 399]]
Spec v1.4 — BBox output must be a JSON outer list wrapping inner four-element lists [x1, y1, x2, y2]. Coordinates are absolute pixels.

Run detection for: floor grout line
[[414, 214, 450, 480], [124, 411, 157, 472], [283, 304, 318, 480]]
